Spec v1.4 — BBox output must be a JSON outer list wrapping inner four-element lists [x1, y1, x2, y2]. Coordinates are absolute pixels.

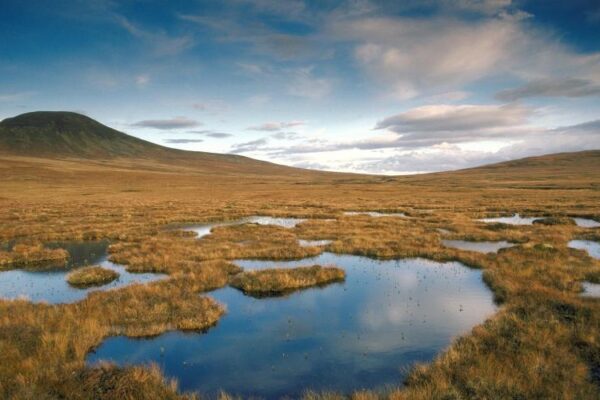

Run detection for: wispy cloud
[[286, 67, 332, 99], [247, 121, 305, 131], [116, 15, 195, 56], [0, 91, 35, 102], [188, 130, 233, 138], [132, 117, 202, 130], [230, 138, 269, 153], [375, 104, 531, 133], [496, 78, 600, 101], [164, 138, 204, 144]]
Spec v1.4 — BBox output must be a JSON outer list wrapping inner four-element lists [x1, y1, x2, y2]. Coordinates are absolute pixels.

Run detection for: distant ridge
[[0, 111, 309, 176]]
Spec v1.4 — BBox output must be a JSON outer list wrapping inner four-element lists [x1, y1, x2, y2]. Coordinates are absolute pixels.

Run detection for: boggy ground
[[0, 151, 600, 399], [66, 266, 120, 288], [229, 265, 345, 297]]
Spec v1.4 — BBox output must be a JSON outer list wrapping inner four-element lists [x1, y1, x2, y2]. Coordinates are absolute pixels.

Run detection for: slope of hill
[[0, 111, 316, 177]]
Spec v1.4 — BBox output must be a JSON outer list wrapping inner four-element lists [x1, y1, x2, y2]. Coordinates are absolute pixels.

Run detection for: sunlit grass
[[66, 266, 119, 288], [0, 150, 599, 398]]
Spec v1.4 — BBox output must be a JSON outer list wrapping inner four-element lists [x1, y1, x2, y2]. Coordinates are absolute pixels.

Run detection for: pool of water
[[568, 240, 600, 260], [479, 214, 541, 225], [298, 239, 333, 247], [0, 241, 164, 304], [183, 216, 306, 238], [87, 253, 497, 399], [442, 240, 514, 254], [581, 282, 600, 298], [344, 211, 407, 217], [573, 218, 600, 228]]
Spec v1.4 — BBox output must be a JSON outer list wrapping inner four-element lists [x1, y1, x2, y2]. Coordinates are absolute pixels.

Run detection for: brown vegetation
[[0, 243, 68, 270], [0, 150, 599, 398], [229, 265, 345, 296], [67, 266, 119, 287]]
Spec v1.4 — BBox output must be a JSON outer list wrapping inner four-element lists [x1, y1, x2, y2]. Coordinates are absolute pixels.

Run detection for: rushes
[[0, 244, 68, 270], [229, 265, 345, 296], [66, 266, 119, 287]]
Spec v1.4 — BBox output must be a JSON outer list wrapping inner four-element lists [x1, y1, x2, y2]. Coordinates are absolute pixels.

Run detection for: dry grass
[[0, 243, 68, 270], [66, 266, 119, 288], [229, 265, 345, 296], [0, 150, 599, 398]]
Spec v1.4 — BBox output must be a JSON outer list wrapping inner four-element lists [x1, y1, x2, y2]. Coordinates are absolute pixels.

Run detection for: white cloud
[[247, 120, 305, 131], [329, 10, 600, 99], [376, 103, 531, 133], [230, 138, 269, 153], [287, 67, 333, 99]]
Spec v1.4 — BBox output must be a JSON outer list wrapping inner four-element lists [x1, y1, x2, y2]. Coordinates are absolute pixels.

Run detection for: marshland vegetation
[[0, 149, 599, 398], [229, 264, 345, 296], [66, 266, 119, 287]]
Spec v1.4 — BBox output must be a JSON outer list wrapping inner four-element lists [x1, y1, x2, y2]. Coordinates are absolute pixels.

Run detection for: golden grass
[[229, 265, 345, 296], [0, 243, 68, 270], [66, 266, 119, 287], [0, 150, 599, 398]]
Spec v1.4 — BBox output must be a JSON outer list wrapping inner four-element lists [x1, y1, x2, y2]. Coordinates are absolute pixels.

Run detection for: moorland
[[0, 112, 599, 399]]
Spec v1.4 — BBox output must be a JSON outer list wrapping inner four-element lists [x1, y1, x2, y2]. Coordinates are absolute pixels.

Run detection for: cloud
[[131, 117, 202, 130], [188, 130, 233, 138], [178, 12, 323, 61], [191, 100, 229, 114], [116, 15, 194, 56], [237, 62, 266, 75], [230, 138, 269, 153], [135, 74, 150, 87], [496, 78, 600, 101], [375, 104, 531, 133], [247, 121, 305, 131], [164, 138, 204, 144], [329, 9, 600, 99], [287, 67, 332, 98], [271, 131, 301, 140], [0, 91, 35, 102]]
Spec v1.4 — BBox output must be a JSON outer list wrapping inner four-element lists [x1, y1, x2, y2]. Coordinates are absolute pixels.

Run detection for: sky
[[1, 0, 599, 174]]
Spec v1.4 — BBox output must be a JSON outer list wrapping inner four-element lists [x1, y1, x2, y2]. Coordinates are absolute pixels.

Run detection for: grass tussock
[[0, 243, 68, 270], [67, 266, 119, 288], [229, 265, 345, 296]]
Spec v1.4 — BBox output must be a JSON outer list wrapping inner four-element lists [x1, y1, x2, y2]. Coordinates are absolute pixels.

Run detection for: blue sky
[[1, 0, 599, 173]]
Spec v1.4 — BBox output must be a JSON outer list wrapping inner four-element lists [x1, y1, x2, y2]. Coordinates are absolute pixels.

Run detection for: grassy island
[[67, 266, 120, 288], [230, 265, 346, 297]]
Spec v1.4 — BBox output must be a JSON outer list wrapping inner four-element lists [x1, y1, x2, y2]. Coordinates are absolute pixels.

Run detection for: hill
[[0, 111, 314, 177]]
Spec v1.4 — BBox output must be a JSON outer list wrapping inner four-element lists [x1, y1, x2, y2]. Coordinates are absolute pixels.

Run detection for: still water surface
[[183, 216, 306, 238], [479, 214, 541, 225], [0, 241, 164, 304], [573, 218, 600, 228], [87, 253, 496, 398], [568, 240, 600, 260]]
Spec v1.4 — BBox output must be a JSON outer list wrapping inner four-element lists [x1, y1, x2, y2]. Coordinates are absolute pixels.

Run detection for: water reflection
[[573, 218, 600, 228], [0, 241, 164, 304], [183, 216, 306, 238], [442, 240, 514, 254], [344, 211, 407, 218], [87, 253, 496, 398], [568, 240, 600, 260], [298, 239, 332, 247], [479, 214, 541, 225], [581, 282, 600, 298]]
